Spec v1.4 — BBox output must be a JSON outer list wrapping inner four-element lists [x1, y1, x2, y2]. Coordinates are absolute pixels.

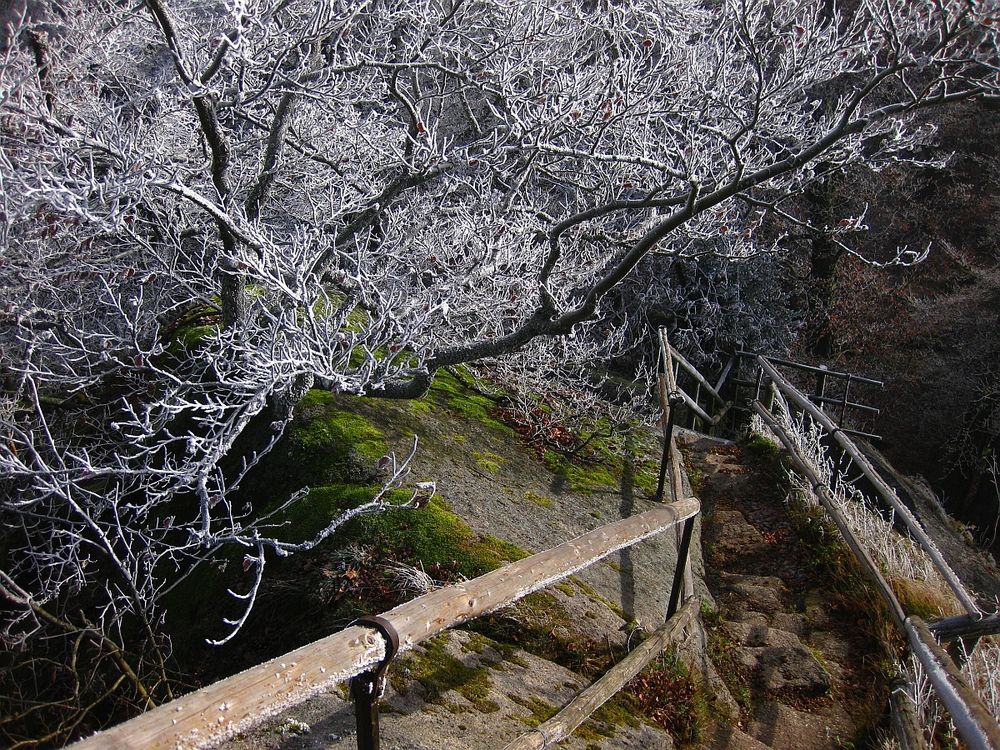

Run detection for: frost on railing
[[898, 637, 1000, 745], [751, 389, 946, 589], [751, 388, 1000, 748]]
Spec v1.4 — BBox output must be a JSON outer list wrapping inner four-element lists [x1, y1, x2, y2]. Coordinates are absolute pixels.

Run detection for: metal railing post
[[350, 616, 400, 750], [666, 517, 695, 620], [813, 365, 828, 404]]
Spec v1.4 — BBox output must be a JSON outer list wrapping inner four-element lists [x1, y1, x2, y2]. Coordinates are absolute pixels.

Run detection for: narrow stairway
[[682, 434, 888, 750]]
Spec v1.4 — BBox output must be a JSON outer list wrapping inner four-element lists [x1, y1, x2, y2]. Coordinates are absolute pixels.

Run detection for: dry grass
[[751, 394, 957, 606], [750, 395, 998, 748]]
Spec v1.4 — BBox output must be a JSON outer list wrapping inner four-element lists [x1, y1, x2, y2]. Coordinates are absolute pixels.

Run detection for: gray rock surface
[[222, 631, 673, 750]]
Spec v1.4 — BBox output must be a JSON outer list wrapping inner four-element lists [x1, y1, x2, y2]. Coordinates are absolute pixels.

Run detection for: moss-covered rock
[[344, 497, 529, 580], [392, 632, 501, 713], [274, 390, 389, 489]]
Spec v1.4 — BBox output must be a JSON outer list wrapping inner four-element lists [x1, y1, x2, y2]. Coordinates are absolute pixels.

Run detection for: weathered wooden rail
[[503, 598, 699, 750], [70, 498, 700, 749]]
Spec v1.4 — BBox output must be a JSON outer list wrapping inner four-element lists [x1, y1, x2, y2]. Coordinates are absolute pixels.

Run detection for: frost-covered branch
[[1, 0, 998, 739]]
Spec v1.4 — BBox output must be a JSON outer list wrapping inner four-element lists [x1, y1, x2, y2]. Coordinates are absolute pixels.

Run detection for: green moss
[[593, 693, 642, 730], [271, 392, 389, 490], [544, 451, 618, 495], [555, 581, 576, 597], [270, 484, 386, 540], [511, 691, 639, 742], [473, 451, 505, 473], [743, 433, 783, 463], [471, 591, 614, 678], [509, 694, 558, 727], [573, 693, 643, 741], [478, 534, 531, 565], [292, 401, 386, 461], [177, 323, 218, 348], [572, 577, 599, 598], [427, 369, 512, 434], [632, 459, 662, 496], [261, 480, 528, 583], [701, 603, 752, 712], [347, 498, 527, 579], [408, 399, 434, 415], [524, 491, 555, 509], [567, 577, 624, 619], [686, 464, 705, 495], [393, 633, 500, 713], [460, 632, 495, 655]]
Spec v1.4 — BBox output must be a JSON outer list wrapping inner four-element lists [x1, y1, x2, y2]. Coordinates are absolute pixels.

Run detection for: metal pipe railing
[[736, 350, 884, 387], [756, 355, 980, 617], [750, 363, 1000, 750]]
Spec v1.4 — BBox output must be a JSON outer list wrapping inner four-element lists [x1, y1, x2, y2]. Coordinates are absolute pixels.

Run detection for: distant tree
[[1, 0, 998, 742]]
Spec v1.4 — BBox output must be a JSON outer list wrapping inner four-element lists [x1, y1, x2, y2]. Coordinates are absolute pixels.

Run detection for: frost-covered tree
[[1, 0, 999, 741]]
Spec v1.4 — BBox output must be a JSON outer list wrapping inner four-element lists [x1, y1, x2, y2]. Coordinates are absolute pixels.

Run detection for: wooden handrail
[[502, 599, 699, 750], [757, 356, 981, 617], [69, 498, 699, 750], [674, 385, 717, 425], [662, 338, 727, 407]]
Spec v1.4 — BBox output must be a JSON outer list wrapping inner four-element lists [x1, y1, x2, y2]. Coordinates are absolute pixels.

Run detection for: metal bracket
[[350, 615, 400, 750]]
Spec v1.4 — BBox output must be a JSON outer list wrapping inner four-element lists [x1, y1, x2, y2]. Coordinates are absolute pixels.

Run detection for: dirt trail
[[683, 435, 887, 750]]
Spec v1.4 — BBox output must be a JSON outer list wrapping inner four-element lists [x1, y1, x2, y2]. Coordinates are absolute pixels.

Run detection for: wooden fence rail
[[70, 499, 699, 750], [503, 599, 699, 750]]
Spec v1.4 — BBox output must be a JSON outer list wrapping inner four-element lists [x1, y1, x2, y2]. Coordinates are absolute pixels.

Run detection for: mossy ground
[[508, 691, 642, 743], [391, 632, 501, 713], [468, 590, 618, 679], [700, 604, 752, 711], [163, 385, 533, 676]]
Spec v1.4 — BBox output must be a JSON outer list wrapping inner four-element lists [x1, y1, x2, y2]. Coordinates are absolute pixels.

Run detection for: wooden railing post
[[655, 392, 684, 501], [889, 681, 928, 750]]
